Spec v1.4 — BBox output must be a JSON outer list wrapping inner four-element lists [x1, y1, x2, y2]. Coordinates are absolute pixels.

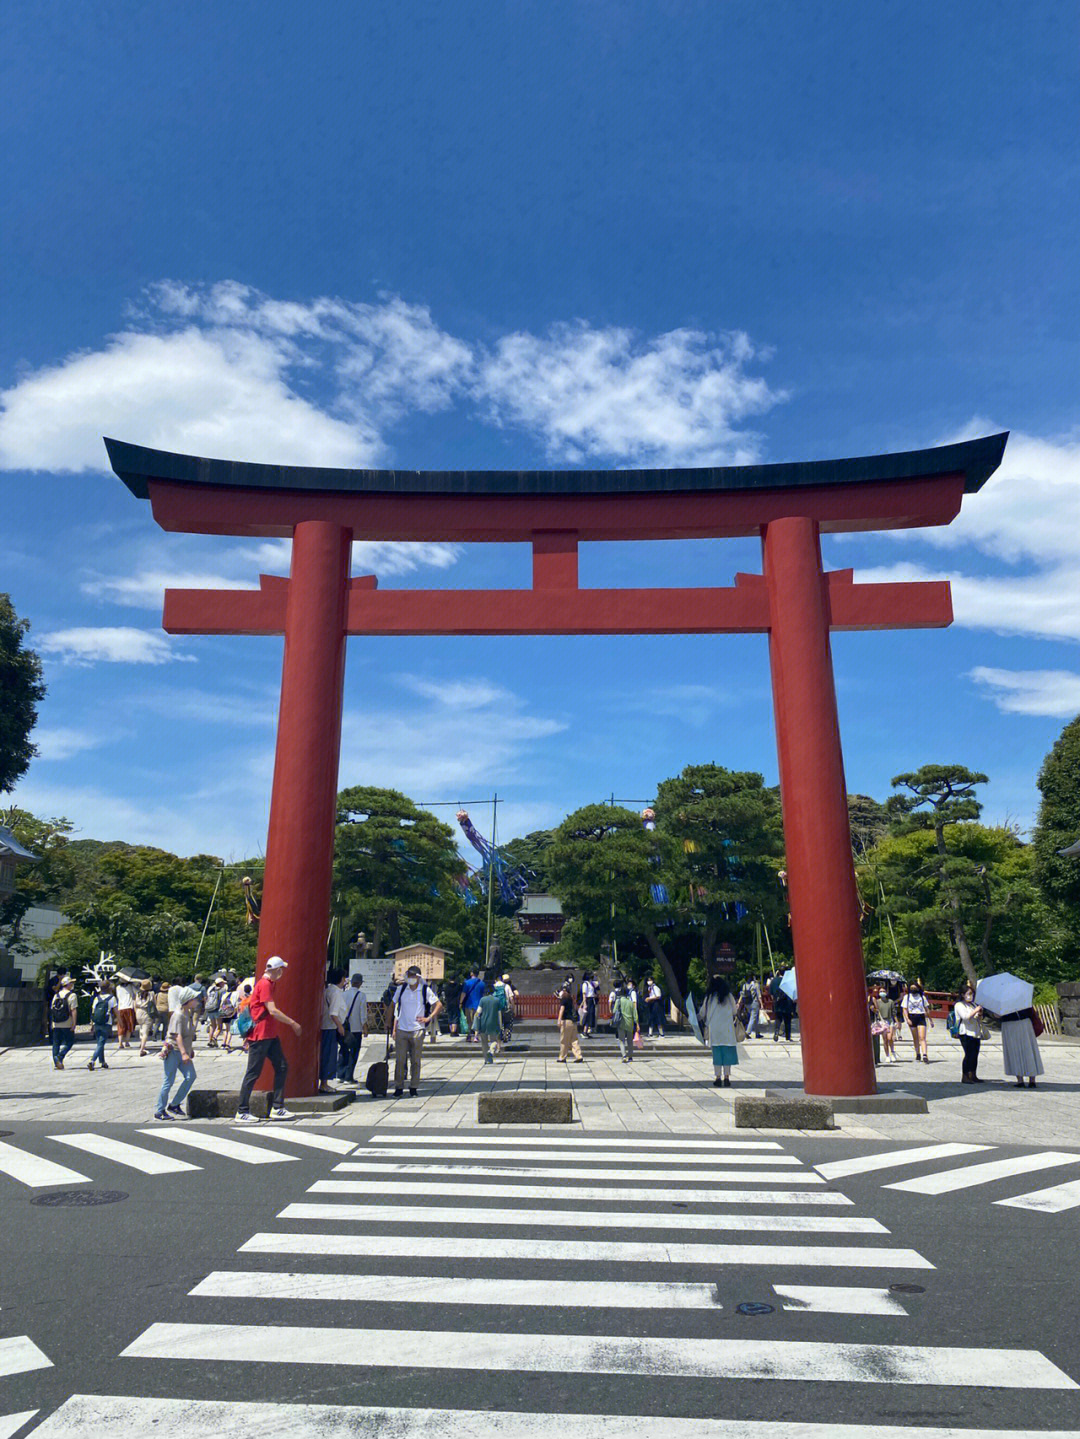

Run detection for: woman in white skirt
[[999, 1008, 1044, 1088], [699, 975, 740, 1088]]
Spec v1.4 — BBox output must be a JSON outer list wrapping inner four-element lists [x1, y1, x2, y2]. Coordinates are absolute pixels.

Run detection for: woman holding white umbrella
[[975, 973, 1044, 1089]]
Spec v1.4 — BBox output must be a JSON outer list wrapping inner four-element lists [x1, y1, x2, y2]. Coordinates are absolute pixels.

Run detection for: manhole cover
[[889, 1282, 926, 1295], [30, 1189, 128, 1208], [735, 1301, 775, 1316]]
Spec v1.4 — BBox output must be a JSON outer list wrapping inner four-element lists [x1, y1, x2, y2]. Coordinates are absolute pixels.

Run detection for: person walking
[[612, 980, 639, 1063], [218, 980, 238, 1051], [154, 986, 201, 1120], [581, 972, 597, 1035], [770, 974, 794, 1043], [1000, 1006, 1044, 1088], [556, 980, 584, 1062], [700, 974, 740, 1088], [203, 975, 226, 1047], [390, 965, 442, 1096], [113, 976, 137, 1050], [337, 973, 368, 1084], [152, 982, 170, 1041], [461, 968, 484, 1041], [234, 957, 301, 1122], [50, 975, 78, 1069], [952, 985, 984, 1083], [741, 977, 763, 1039], [874, 986, 898, 1064], [644, 977, 665, 1037], [135, 979, 156, 1056], [903, 979, 933, 1062], [320, 968, 349, 1093], [474, 985, 506, 1064], [443, 976, 464, 1036], [87, 981, 115, 1070]]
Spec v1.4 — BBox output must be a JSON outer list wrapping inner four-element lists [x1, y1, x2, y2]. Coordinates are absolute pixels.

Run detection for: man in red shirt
[[234, 956, 302, 1123]]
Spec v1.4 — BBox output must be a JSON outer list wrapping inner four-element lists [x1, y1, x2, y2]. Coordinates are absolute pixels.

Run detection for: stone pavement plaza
[[3, 1027, 1078, 1143]]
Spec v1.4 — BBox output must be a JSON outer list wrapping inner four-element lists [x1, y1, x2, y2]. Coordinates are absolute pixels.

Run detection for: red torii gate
[[106, 432, 1007, 1098]]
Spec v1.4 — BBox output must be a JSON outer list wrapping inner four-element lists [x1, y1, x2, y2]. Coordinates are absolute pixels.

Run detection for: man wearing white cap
[[234, 957, 302, 1122]]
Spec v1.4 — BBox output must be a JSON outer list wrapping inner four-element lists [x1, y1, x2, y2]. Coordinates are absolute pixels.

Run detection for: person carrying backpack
[[389, 966, 442, 1096], [50, 976, 78, 1069], [87, 982, 116, 1071], [612, 980, 639, 1063]]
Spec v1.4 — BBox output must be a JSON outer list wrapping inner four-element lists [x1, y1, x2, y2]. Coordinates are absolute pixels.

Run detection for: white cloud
[[82, 568, 261, 608], [969, 667, 1080, 718], [854, 560, 1080, 643], [478, 323, 783, 465], [1, 283, 784, 479], [339, 677, 566, 796], [37, 627, 195, 665], [0, 327, 373, 473], [32, 727, 103, 761]]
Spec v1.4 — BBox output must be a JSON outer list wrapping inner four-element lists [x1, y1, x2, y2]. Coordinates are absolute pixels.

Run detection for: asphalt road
[[2, 1121, 1079, 1436]]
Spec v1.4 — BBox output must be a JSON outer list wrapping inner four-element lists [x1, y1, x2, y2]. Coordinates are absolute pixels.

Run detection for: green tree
[[334, 786, 464, 956], [498, 829, 557, 894], [655, 763, 785, 978], [887, 765, 990, 985], [1033, 714, 1080, 961], [848, 793, 890, 855], [0, 595, 46, 794], [864, 821, 1041, 990], [0, 808, 75, 951]]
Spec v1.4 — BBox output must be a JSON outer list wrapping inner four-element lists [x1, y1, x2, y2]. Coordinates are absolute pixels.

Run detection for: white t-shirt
[[343, 986, 367, 1033], [114, 983, 134, 1009], [323, 984, 348, 1031], [582, 979, 596, 1000], [395, 982, 439, 1033]]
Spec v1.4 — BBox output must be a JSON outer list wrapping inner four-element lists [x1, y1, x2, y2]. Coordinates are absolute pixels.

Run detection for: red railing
[[513, 994, 611, 1021]]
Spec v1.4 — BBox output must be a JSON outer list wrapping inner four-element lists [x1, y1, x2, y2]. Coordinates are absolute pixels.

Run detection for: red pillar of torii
[[106, 433, 1007, 1098]]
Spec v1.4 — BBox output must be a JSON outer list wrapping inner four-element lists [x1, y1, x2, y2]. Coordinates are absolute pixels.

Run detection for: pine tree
[[1033, 715, 1080, 956], [0, 595, 46, 794]]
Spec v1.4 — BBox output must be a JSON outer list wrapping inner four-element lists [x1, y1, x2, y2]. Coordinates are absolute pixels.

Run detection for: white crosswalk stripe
[[358, 1146, 805, 1165], [238, 1231, 932, 1267], [49, 1131, 201, 1174], [0, 1138, 90, 1188], [815, 1143, 994, 1180], [190, 1271, 728, 1308], [885, 1151, 1080, 1195], [367, 1134, 785, 1151], [332, 1161, 825, 1183], [137, 1128, 301, 1164], [0, 1334, 52, 1378], [0, 1414, 38, 1439], [32, 1397, 1080, 1439], [277, 1200, 887, 1233], [120, 1323, 1076, 1388], [228, 1126, 359, 1154], [308, 1178, 853, 1205], [772, 1285, 910, 1315], [996, 1177, 1080, 1213]]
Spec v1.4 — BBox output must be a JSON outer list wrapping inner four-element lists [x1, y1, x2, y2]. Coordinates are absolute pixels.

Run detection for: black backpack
[[51, 991, 72, 1024]]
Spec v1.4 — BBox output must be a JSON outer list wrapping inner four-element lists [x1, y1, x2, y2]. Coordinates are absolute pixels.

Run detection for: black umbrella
[[866, 969, 904, 983], [116, 966, 151, 981]]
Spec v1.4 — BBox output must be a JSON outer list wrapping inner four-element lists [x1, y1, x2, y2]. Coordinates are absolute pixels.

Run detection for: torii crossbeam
[[107, 432, 1008, 1099]]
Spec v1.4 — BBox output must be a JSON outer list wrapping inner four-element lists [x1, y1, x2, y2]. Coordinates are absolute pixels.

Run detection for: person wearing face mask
[[389, 966, 442, 1097], [952, 984, 984, 1083]]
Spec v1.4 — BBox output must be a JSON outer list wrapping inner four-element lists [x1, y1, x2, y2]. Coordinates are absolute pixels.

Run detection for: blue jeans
[[157, 1049, 196, 1113], [90, 1023, 109, 1064], [52, 1027, 75, 1064], [319, 1028, 338, 1084]]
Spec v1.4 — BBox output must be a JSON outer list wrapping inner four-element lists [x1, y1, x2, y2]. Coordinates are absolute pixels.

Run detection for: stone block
[[1056, 981, 1080, 1000], [826, 1089, 928, 1115], [734, 1093, 835, 1130], [1057, 996, 1080, 1017], [477, 1091, 573, 1124], [1060, 1017, 1080, 1038], [186, 1089, 268, 1119]]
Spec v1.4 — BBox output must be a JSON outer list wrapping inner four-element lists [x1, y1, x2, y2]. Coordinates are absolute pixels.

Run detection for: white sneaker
[[233, 1110, 260, 1124], [269, 1106, 299, 1121]]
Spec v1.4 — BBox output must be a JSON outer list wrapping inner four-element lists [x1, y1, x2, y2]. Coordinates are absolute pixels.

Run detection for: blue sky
[[2, 0, 1078, 858]]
